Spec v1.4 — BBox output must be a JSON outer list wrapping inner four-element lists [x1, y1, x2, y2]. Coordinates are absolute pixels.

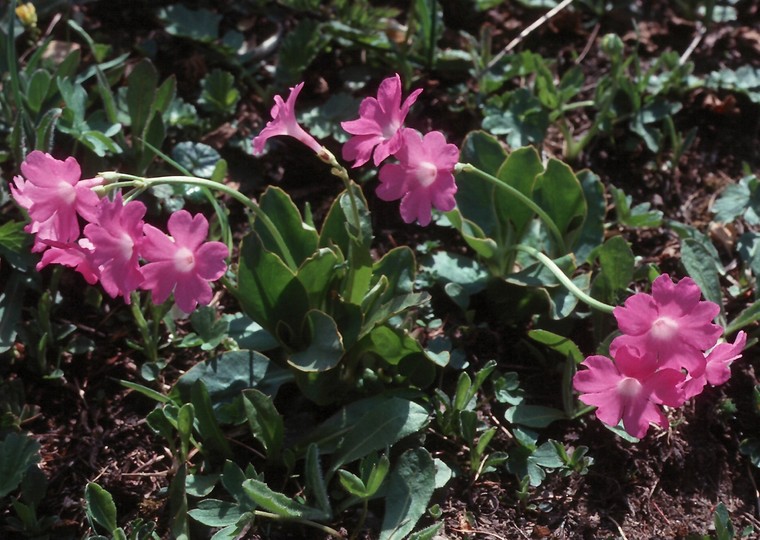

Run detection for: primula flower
[[252, 82, 322, 155], [36, 238, 99, 285], [341, 73, 423, 167], [84, 194, 146, 303], [376, 129, 459, 226], [140, 210, 229, 313], [609, 274, 722, 375], [11, 151, 102, 250], [681, 331, 747, 399], [574, 347, 686, 438]]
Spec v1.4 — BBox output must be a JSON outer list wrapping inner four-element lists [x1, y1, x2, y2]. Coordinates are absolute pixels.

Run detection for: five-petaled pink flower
[[140, 210, 229, 313], [609, 274, 722, 375], [10, 151, 102, 251], [341, 73, 423, 167], [574, 346, 686, 439], [377, 129, 459, 226], [252, 82, 322, 155], [84, 194, 146, 303]]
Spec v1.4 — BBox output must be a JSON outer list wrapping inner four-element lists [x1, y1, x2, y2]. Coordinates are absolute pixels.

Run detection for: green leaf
[[299, 93, 362, 142], [338, 469, 367, 498], [296, 248, 340, 307], [726, 300, 760, 335], [420, 251, 489, 310], [126, 58, 158, 138], [85, 482, 118, 533], [186, 306, 230, 351], [484, 89, 549, 147], [593, 234, 634, 304], [454, 130, 508, 239], [305, 444, 332, 517], [380, 448, 436, 540], [186, 473, 218, 497], [256, 186, 319, 268], [371, 246, 416, 302], [329, 398, 429, 475], [611, 185, 663, 228], [574, 171, 606, 263], [199, 69, 240, 115], [713, 502, 734, 540], [275, 19, 329, 86], [494, 145, 544, 233], [242, 389, 284, 459], [361, 326, 422, 366], [533, 159, 586, 248], [0, 433, 41, 498], [236, 232, 309, 338], [159, 5, 221, 42], [25, 69, 51, 114], [681, 237, 725, 325], [188, 499, 245, 528], [171, 142, 221, 179], [289, 310, 345, 372], [191, 380, 233, 461], [177, 403, 195, 462], [242, 479, 330, 521], [222, 460, 260, 510], [175, 350, 292, 405], [34, 108, 62, 152], [408, 523, 444, 540], [505, 405, 566, 428], [295, 396, 426, 459], [528, 329, 583, 363], [120, 380, 171, 404]]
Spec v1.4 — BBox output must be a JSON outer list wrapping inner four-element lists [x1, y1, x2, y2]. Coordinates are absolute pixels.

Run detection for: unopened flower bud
[[15, 3, 37, 28], [601, 33, 623, 58]]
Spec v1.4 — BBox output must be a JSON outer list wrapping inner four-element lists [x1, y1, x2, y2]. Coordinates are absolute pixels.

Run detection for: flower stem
[[456, 163, 568, 254], [514, 244, 615, 314], [100, 172, 298, 270], [319, 148, 362, 240], [129, 291, 159, 363]]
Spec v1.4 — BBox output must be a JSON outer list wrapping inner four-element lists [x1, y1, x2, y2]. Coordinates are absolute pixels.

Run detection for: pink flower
[[681, 331, 747, 399], [609, 274, 722, 375], [376, 129, 459, 226], [140, 210, 229, 313], [341, 73, 423, 167], [252, 82, 322, 155], [36, 238, 99, 285], [84, 194, 146, 302], [574, 347, 686, 438], [11, 151, 102, 250]]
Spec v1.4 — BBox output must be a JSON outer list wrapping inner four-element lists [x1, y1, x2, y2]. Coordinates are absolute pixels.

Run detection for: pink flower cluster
[[252, 75, 459, 226], [573, 274, 746, 438], [11, 151, 229, 313]]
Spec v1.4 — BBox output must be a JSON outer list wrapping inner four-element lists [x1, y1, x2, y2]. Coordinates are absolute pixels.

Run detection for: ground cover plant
[[2, 0, 760, 538]]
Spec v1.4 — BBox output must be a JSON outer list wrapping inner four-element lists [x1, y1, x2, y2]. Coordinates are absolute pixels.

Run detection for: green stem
[[456, 163, 568, 254], [129, 291, 159, 363], [253, 511, 343, 538], [100, 173, 298, 270], [514, 244, 615, 313], [319, 149, 362, 238]]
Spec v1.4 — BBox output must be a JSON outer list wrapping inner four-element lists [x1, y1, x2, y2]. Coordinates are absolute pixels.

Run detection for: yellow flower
[[15, 2, 38, 28]]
